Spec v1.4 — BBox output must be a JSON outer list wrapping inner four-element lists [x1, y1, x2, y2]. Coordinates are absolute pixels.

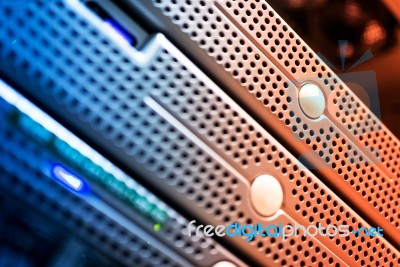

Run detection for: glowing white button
[[299, 83, 325, 119], [212, 261, 237, 267], [250, 175, 283, 217]]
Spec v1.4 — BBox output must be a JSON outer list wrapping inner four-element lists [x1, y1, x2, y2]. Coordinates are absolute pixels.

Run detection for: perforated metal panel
[[145, 0, 400, 245], [0, 82, 244, 267], [0, 0, 399, 266], [0, 107, 184, 267]]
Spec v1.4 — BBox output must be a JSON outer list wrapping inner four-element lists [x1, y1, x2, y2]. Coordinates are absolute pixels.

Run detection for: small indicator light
[[153, 223, 161, 232], [104, 18, 136, 45], [85, 1, 136, 46], [51, 164, 88, 193]]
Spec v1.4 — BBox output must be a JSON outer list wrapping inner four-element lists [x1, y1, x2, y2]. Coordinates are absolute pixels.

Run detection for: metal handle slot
[[66, 0, 163, 67]]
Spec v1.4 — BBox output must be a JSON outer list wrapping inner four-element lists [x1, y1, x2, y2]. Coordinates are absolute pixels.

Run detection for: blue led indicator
[[104, 18, 136, 46], [51, 164, 88, 193]]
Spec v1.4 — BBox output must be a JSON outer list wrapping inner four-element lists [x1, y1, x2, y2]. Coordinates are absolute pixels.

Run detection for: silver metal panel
[[147, 0, 400, 247], [0, 0, 398, 266]]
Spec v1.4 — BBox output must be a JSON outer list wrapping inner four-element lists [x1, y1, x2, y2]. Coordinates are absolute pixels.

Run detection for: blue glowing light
[[104, 18, 136, 46], [51, 164, 88, 193]]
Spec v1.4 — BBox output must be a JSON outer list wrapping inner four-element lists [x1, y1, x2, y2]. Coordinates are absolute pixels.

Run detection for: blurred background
[[268, 0, 400, 137]]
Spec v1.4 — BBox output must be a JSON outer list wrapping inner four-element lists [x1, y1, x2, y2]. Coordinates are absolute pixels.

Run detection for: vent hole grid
[[291, 171, 400, 267], [0, 96, 230, 266], [0, 1, 234, 263], [333, 90, 400, 180], [148, 50, 344, 267], [0, 126, 180, 267], [220, 0, 400, 182], [149, 46, 400, 267], [0, 0, 396, 266], [151, 0, 400, 231], [219, 0, 400, 228], [151, 0, 400, 264], [163, 216, 220, 259], [0, 1, 296, 266], [0, 1, 347, 266], [124, 90, 329, 266]]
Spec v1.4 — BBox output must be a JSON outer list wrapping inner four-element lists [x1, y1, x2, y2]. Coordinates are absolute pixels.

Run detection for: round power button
[[250, 174, 283, 217], [299, 83, 325, 119], [212, 261, 237, 267]]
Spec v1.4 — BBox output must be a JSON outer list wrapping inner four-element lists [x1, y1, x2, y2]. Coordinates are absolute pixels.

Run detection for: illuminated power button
[[299, 83, 325, 119], [250, 175, 283, 217]]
